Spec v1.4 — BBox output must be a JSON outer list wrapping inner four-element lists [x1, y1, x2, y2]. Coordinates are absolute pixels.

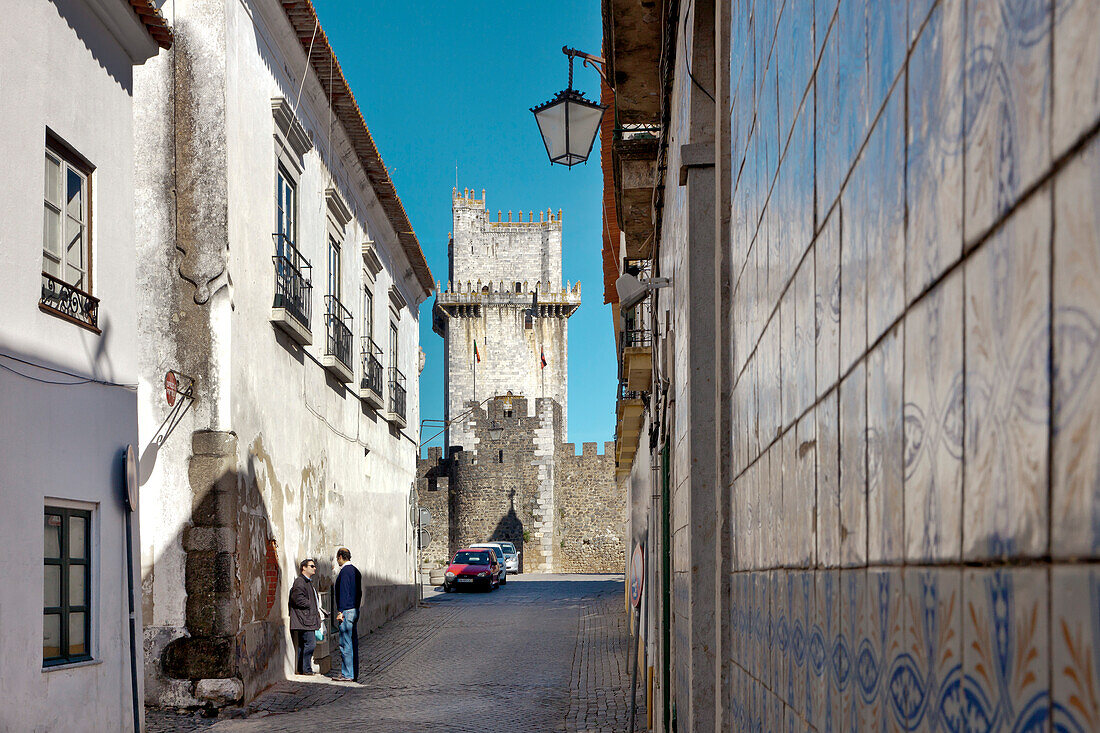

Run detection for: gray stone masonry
[[417, 397, 625, 573]]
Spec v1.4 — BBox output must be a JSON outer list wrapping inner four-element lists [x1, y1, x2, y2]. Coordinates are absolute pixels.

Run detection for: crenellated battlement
[[451, 187, 562, 229]]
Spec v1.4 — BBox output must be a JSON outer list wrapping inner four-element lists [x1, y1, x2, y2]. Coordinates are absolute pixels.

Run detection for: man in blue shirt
[[333, 547, 362, 681]]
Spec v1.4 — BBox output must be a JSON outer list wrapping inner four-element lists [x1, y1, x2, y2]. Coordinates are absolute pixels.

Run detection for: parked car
[[443, 548, 500, 592], [495, 541, 520, 573], [470, 543, 509, 585]]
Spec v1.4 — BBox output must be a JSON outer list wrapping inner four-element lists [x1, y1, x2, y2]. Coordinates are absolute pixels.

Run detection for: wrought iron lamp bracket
[[562, 46, 611, 90]]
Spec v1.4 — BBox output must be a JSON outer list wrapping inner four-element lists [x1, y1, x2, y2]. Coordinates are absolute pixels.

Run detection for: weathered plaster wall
[[136, 0, 425, 708]]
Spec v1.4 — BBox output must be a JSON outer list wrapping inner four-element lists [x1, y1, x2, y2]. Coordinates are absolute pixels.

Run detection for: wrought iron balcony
[[359, 337, 385, 409], [271, 235, 313, 345], [40, 271, 100, 333], [387, 366, 407, 427], [322, 295, 354, 382]]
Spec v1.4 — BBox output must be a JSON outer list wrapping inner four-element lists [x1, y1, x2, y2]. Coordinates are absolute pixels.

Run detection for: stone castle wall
[[451, 189, 563, 287], [417, 397, 625, 573], [442, 301, 570, 451], [556, 441, 622, 573]]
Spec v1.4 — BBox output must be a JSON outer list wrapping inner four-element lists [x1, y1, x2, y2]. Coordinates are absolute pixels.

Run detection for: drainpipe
[[661, 441, 671, 732]]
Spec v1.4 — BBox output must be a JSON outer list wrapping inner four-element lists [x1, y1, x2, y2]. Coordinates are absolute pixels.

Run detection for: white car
[[470, 543, 511, 584], [496, 541, 520, 574]]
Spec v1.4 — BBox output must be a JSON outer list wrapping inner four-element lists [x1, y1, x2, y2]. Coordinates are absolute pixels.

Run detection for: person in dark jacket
[[333, 547, 363, 681], [289, 558, 321, 674]]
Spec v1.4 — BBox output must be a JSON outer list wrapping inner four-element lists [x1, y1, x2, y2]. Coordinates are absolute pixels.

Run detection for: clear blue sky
[[313, 0, 616, 454]]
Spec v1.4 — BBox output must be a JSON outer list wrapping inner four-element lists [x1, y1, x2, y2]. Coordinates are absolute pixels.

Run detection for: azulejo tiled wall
[[727, 0, 1100, 729]]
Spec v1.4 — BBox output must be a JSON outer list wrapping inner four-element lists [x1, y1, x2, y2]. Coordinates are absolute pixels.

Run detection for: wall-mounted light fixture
[[488, 422, 504, 441], [530, 46, 609, 168]]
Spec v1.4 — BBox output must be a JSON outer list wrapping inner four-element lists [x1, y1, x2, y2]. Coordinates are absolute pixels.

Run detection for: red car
[[442, 548, 501, 592]]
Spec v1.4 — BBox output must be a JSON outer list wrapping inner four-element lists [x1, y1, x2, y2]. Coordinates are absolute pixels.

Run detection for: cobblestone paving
[[147, 574, 643, 733]]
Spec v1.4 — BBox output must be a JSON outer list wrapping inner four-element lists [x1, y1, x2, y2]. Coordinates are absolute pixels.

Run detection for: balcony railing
[[40, 271, 100, 332], [361, 337, 384, 396], [272, 235, 312, 330], [324, 295, 353, 371], [621, 327, 652, 349], [388, 366, 407, 422]]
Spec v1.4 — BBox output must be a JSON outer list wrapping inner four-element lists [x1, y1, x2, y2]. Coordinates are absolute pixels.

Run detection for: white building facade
[[132, 0, 431, 708], [0, 1, 170, 730]]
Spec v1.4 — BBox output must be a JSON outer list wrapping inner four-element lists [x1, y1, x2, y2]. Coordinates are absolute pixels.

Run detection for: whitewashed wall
[[0, 0, 160, 730]]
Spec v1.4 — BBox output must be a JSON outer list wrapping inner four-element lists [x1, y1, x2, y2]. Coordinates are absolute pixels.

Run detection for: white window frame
[[43, 134, 93, 293]]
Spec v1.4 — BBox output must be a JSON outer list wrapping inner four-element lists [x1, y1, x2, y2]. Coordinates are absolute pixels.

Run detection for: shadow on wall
[[47, 0, 135, 91], [144, 431, 415, 710], [489, 490, 525, 573]]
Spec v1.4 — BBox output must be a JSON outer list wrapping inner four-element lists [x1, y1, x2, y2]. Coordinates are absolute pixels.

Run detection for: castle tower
[[433, 188, 581, 451]]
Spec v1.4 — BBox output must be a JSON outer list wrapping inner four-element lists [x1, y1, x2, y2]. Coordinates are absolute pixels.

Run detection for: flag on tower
[[540, 347, 547, 369], [474, 340, 480, 363]]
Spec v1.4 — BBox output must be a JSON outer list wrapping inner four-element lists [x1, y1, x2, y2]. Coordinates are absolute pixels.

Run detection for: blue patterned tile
[[1051, 566, 1100, 732], [1053, 0, 1100, 155], [906, 0, 964, 303], [776, 1, 814, 144], [964, 0, 1052, 243], [812, 569, 841, 730], [841, 159, 869, 375], [1051, 138, 1100, 560], [867, 323, 905, 565], [841, 569, 867, 732], [867, 0, 907, 112], [840, 362, 868, 567], [963, 188, 1051, 561], [902, 568, 963, 731], [904, 271, 964, 563], [818, 389, 842, 567], [775, 568, 790, 703], [864, 89, 906, 345], [816, 210, 841, 397], [792, 412, 816, 568], [789, 570, 812, 722], [962, 567, 1050, 732], [866, 567, 906, 732]]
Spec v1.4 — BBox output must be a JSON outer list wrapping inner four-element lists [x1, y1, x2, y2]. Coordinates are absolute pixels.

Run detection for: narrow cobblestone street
[[148, 574, 643, 733]]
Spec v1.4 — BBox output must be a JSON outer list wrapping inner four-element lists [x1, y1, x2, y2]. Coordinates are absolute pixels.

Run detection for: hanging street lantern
[[531, 46, 609, 168], [488, 421, 504, 441]]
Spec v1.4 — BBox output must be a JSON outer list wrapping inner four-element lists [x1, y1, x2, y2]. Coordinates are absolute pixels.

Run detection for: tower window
[[498, 449, 504, 463], [515, 282, 522, 292], [524, 313, 533, 329]]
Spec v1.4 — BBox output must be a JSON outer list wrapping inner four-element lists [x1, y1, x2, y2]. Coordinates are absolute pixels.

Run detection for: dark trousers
[[294, 629, 316, 674]]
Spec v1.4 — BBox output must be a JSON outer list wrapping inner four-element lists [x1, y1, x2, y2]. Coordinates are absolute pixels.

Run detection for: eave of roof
[[279, 0, 433, 297], [129, 0, 172, 49]]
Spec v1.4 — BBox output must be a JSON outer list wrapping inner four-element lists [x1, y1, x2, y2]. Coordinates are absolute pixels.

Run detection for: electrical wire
[[683, 0, 716, 103], [0, 352, 137, 390]]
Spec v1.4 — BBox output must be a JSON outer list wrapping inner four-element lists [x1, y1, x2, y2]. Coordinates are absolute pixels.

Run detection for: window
[[363, 286, 374, 341], [43, 138, 92, 292], [390, 323, 399, 368], [276, 165, 296, 258], [43, 507, 92, 667], [328, 235, 341, 302]]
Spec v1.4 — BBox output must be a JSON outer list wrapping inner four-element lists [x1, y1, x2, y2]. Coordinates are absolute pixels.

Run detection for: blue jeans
[[337, 608, 359, 679]]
